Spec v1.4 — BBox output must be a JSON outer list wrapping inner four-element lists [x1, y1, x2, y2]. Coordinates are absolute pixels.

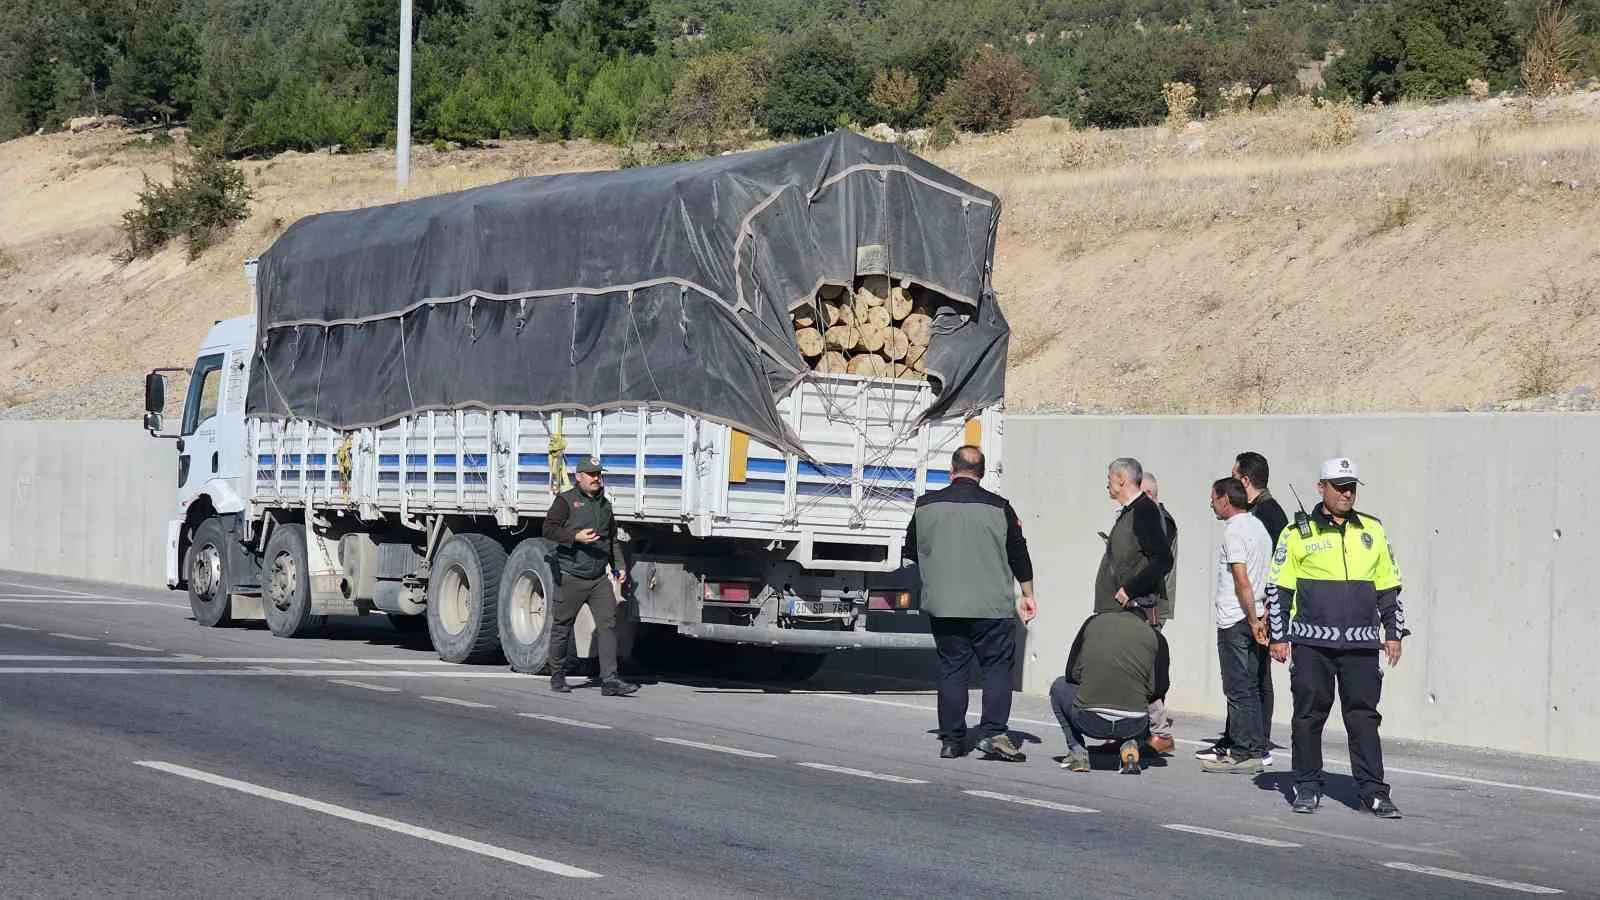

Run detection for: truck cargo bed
[[249, 374, 1001, 571]]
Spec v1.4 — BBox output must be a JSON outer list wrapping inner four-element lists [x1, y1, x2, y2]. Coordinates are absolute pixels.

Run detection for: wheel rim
[[509, 571, 548, 645], [437, 564, 471, 636], [266, 550, 297, 613], [190, 542, 221, 603]]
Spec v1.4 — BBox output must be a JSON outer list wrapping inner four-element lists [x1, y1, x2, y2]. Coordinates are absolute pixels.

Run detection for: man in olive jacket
[[543, 458, 638, 696], [905, 445, 1036, 762], [1095, 457, 1175, 616]]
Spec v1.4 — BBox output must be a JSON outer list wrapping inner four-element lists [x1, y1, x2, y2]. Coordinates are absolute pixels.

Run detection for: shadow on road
[[1254, 770, 1365, 811]]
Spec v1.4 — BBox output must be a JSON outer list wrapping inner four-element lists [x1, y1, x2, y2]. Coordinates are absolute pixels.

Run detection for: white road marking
[[1383, 862, 1563, 894], [0, 667, 534, 677], [0, 623, 38, 631], [421, 695, 495, 709], [1247, 817, 1464, 858], [796, 762, 928, 784], [105, 643, 165, 653], [1162, 824, 1300, 848], [653, 737, 778, 759], [517, 713, 612, 730], [963, 790, 1098, 813], [0, 579, 105, 596], [134, 761, 600, 879], [806, 693, 1600, 804], [48, 633, 99, 642], [328, 679, 402, 693], [0, 597, 151, 605], [0, 654, 459, 665]]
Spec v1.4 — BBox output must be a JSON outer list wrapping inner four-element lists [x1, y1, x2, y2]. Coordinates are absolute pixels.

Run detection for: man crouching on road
[[905, 445, 1036, 762], [1051, 600, 1171, 774]]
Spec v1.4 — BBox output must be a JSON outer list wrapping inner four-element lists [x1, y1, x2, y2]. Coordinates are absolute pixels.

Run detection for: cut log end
[[795, 327, 825, 358]]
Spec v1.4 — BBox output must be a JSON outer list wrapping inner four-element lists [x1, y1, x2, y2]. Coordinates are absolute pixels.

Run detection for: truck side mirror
[[144, 371, 165, 415]]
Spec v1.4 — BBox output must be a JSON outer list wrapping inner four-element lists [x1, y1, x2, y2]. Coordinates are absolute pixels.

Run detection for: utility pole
[[396, 0, 413, 193]]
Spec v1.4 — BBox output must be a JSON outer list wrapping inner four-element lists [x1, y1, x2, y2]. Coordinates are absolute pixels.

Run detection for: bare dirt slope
[[1, 92, 1598, 419]]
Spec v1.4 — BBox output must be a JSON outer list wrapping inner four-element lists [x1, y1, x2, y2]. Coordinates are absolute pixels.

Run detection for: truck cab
[[145, 273, 256, 593]]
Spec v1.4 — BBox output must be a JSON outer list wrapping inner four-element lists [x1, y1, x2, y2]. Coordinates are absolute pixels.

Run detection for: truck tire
[[262, 524, 321, 638], [497, 538, 557, 674], [185, 517, 232, 628], [427, 533, 507, 664]]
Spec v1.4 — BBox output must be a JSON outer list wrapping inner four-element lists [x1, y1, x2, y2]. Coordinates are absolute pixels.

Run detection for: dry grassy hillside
[[2, 91, 1599, 419]]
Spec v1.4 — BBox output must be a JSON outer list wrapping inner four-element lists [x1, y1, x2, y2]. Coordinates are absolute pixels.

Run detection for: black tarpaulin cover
[[245, 131, 1009, 454]]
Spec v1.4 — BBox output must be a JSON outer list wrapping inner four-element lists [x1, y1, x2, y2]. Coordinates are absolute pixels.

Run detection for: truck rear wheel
[[427, 533, 507, 664], [262, 524, 321, 638], [497, 538, 556, 674], [185, 517, 232, 628]]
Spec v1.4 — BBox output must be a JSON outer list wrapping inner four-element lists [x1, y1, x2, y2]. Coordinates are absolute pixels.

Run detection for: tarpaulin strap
[[568, 294, 578, 367], [548, 413, 570, 494], [679, 285, 689, 348], [335, 433, 354, 501], [514, 298, 528, 333], [467, 296, 478, 343]]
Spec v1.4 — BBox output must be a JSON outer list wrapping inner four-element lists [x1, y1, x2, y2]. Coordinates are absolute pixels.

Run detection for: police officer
[[542, 458, 639, 697], [1267, 457, 1408, 818]]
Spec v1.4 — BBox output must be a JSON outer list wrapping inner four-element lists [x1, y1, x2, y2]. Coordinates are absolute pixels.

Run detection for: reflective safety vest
[[1267, 504, 1406, 650]]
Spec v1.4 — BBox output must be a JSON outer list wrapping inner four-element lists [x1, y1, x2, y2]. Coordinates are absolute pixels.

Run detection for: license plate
[[787, 599, 851, 616]]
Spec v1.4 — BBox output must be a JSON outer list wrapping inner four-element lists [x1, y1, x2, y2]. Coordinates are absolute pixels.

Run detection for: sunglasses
[[1325, 481, 1357, 494]]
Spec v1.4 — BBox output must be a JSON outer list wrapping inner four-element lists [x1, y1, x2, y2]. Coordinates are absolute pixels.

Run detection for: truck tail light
[[867, 591, 912, 610], [703, 581, 754, 603]]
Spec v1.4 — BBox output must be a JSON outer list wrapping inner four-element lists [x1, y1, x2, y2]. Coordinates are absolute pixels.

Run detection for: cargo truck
[[143, 132, 1012, 680]]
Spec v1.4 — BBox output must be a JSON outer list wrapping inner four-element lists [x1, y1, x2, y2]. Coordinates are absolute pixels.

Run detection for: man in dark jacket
[[1093, 457, 1175, 753], [1050, 606, 1171, 774], [543, 458, 638, 696], [1234, 451, 1288, 551], [905, 445, 1035, 762], [1095, 458, 1175, 616]]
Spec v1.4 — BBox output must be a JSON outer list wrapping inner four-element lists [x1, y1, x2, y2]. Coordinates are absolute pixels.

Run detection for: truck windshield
[[181, 353, 225, 436]]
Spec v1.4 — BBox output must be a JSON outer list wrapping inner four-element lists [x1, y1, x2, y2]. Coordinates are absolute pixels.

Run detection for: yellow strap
[[335, 434, 353, 502], [728, 430, 749, 483], [548, 412, 570, 493]]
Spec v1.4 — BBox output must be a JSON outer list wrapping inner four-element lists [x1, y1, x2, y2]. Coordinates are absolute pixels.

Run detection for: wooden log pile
[[791, 276, 961, 380]]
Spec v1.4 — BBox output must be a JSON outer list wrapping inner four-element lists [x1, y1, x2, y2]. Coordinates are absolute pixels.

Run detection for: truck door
[[177, 352, 225, 502]]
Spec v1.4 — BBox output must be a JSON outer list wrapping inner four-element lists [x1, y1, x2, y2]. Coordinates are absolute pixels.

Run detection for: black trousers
[[1217, 621, 1271, 757], [548, 574, 618, 681], [929, 616, 1016, 745], [1291, 643, 1388, 799]]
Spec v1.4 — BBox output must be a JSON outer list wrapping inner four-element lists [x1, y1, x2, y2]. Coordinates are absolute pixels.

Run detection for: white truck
[[142, 133, 1011, 680]]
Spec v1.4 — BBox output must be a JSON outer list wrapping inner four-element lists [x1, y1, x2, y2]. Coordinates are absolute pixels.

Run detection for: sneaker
[[549, 674, 572, 693], [1060, 749, 1091, 772], [1201, 753, 1264, 775], [940, 741, 966, 759], [1261, 750, 1274, 767], [1292, 785, 1322, 814], [600, 678, 639, 697], [1193, 742, 1230, 762], [1368, 793, 1402, 819], [1118, 740, 1142, 774], [1147, 734, 1175, 755], [975, 734, 1026, 762]]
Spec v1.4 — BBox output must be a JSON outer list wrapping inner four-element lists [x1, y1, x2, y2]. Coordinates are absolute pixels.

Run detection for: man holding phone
[[543, 458, 639, 696]]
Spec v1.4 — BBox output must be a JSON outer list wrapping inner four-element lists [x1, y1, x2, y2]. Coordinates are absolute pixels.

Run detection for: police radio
[[1288, 484, 1314, 538]]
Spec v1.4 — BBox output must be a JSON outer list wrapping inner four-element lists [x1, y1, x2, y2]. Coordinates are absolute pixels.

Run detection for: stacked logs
[[791, 275, 952, 380]]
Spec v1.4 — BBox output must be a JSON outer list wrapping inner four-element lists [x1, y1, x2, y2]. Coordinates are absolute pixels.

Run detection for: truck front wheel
[[497, 538, 557, 674], [185, 518, 231, 628], [426, 534, 507, 664]]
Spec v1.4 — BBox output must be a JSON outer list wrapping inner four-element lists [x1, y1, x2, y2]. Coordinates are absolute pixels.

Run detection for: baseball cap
[[1319, 457, 1362, 485], [577, 457, 605, 475]]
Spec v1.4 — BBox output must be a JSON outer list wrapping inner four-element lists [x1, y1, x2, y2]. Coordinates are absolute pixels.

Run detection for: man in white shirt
[[1201, 476, 1274, 774]]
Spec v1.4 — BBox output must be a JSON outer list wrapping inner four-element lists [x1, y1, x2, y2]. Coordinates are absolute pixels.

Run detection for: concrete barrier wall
[[3, 415, 1598, 762], [0, 421, 172, 588], [1003, 413, 1600, 763]]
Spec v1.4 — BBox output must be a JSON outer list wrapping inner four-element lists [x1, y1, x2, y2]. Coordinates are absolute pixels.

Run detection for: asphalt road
[[0, 569, 1595, 898]]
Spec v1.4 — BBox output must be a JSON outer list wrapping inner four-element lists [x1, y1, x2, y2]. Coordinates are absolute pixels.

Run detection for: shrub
[[933, 47, 1038, 133], [758, 32, 864, 137], [669, 50, 766, 152], [868, 68, 921, 128], [119, 150, 253, 261], [1523, 1, 1581, 98], [1162, 81, 1197, 130]]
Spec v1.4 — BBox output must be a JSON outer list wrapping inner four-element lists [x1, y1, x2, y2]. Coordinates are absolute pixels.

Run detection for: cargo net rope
[[785, 274, 974, 526]]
